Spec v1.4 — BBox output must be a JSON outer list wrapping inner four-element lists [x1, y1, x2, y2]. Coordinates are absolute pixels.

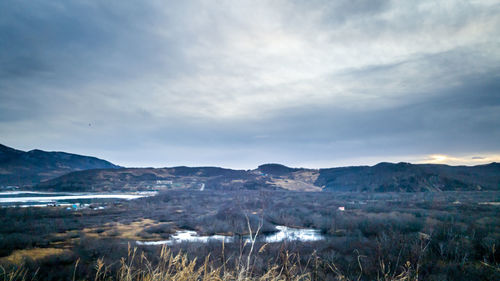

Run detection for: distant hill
[[36, 161, 500, 192], [35, 166, 278, 192], [3, 143, 499, 192], [257, 163, 300, 176], [315, 162, 500, 192], [0, 144, 120, 187]]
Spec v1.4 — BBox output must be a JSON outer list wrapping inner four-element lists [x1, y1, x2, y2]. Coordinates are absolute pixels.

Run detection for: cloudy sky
[[1, 0, 500, 169]]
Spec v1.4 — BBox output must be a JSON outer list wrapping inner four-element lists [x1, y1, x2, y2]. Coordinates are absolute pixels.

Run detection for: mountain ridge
[[0, 144, 121, 187], [35, 161, 500, 192], [2, 144, 499, 192]]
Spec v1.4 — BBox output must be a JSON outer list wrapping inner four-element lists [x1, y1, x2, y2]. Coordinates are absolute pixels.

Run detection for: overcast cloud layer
[[1, 0, 500, 168]]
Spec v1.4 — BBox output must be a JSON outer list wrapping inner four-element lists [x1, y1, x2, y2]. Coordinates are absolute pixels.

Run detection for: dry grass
[[81, 219, 166, 240], [48, 218, 167, 249], [93, 245, 308, 281], [268, 178, 321, 192], [1, 244, 417, 281], [267, 171, 321, 192], [1, 248, 70, 265]]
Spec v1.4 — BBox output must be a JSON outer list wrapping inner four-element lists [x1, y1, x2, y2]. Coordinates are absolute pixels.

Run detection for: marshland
[[1, 190, 499, 280]]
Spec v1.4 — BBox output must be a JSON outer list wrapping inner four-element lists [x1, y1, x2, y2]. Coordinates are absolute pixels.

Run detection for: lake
[[0, 191, 156, 206]]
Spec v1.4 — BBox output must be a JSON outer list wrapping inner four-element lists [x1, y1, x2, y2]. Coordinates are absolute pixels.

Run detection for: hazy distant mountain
[[0, 144, 120, 187]]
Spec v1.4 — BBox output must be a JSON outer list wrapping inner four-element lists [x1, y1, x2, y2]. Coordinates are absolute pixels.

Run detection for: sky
[[1, 0, 500, 169]]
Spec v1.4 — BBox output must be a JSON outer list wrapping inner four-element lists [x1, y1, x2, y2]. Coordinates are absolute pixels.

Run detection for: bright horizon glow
[[112, 155, 500, 170], [427, 154, 449, 163]]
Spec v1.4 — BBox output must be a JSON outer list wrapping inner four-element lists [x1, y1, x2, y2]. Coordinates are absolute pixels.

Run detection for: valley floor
[[0, 190, 499, 280]]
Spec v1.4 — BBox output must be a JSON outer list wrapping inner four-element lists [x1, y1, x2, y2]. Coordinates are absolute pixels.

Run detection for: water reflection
[[137, 230, 234, 245], [263, 225, 323, 243], [0, 191, 156, 204], [136, 225, 324, 245]]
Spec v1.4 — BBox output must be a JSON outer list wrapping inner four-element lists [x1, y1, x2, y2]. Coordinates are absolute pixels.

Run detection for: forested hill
[[2, 143, 498, 192], [0, 144, 120, 187], [315, 162, 500, 192], [34, 161, 500, 192]]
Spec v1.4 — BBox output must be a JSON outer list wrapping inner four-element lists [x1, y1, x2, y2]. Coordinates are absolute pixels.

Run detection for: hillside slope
[[35, 166, 278, 192], [0, 144, 120, 187], [3, 142, 497, 192], [315, 162, 500, 192], [35, 161, 500, 192]]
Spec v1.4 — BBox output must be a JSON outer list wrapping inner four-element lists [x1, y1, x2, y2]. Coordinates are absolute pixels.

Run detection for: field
[[0, 190, 499, 280]]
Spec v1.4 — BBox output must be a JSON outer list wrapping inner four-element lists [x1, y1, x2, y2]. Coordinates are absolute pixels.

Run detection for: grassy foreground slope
[[3, 245, 419, 281]]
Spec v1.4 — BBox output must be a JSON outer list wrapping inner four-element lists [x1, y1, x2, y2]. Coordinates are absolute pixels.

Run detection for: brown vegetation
[[0, 190, 499, 280]]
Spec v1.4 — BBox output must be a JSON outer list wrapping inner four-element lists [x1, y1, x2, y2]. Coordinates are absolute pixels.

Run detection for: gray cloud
[[1, 0, 499, 168]]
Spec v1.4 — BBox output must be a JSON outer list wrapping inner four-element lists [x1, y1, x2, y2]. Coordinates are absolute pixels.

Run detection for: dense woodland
[[1, 190, 499, 280]]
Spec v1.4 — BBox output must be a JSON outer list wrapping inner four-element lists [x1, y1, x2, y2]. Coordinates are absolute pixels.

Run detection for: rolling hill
[[2, 144, 499, 192], [315, 162, 500, 192], [34, 161, 500, 192], [35, 166, 277, 192], [0, 144, 120, 187]]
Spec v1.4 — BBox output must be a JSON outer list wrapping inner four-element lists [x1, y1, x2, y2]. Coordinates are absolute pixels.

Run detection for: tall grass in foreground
[[1, 243, 417, 281]]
